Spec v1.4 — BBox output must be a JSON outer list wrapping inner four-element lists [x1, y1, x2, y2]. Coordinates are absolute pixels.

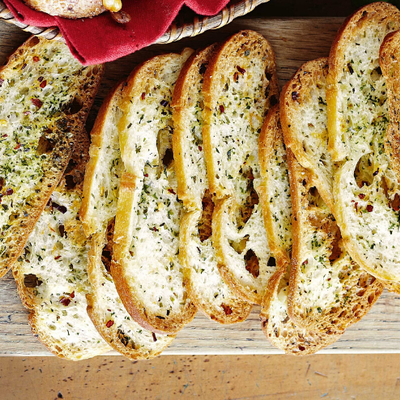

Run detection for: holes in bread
[[157, 127, 174, 176], [37, 133, 56, 155], [198, 190, 214, 242], [65, 98, 83, 115], [229, 235, 249, 254], [162, 148, 173, 169], [237, 167, 259, 229], [102, 219, 115, 274], [370, 66, 382, 82], [24, 273, 42, 288], [307, 186, 326, 209], [244, 249, 259, 278], [354, 153, 374, 187]]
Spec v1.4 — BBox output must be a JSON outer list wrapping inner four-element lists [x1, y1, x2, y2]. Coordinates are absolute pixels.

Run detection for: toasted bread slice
[[287, 149, 383, 334], [203, 30, 279, 305], [112, 50, 197, 334], [172, 45, 252, 324], [258, 105, 293, 264], [13, 131, 110, 360], [81, 83, 175, 358], [258, 106, 341, 355], [326, 3, 400, 283], [280, 58, 334, 210], [0, 36, 103, 279]]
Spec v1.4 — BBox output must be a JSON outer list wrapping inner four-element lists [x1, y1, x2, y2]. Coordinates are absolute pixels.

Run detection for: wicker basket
[[0, 0, 269, 43]]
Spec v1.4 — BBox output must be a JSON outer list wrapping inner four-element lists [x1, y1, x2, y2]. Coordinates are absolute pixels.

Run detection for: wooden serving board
[[1, 16, 400, 356]]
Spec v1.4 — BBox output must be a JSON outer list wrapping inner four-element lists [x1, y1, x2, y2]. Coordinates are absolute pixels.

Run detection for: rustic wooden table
[[1, 12, 400, 356]]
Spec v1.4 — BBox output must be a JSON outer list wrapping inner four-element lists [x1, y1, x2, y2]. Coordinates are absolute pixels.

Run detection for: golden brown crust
[[23, 0, 106, 19], [0, 36, 104, 279], [380, 30, 400, 182]]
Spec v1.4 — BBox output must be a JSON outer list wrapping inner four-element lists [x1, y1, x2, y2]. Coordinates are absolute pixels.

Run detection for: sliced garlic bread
[[81, 83, 175, 358], [280, 58, 334, 210], [13, 131, 110, 360], [287, 149, 383, 334], [112, 50, 197, 334], [0, 36, 103, 278], [326, 3, 400, 282], [172, 45, 252, 324], [258, 106, 340, 355], [258, 105, 293, 263], [203, 30, 279, 305]]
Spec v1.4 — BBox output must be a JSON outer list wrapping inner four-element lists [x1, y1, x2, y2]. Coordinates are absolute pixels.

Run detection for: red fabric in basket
[[4, 0, 230, 65]]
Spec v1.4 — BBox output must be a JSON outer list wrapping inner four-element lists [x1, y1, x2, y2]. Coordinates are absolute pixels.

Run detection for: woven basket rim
[[0, 0, 269, 43]]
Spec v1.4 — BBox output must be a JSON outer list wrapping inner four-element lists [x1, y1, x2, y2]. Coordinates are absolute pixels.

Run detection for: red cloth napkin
[[4, 0, 230, 65]]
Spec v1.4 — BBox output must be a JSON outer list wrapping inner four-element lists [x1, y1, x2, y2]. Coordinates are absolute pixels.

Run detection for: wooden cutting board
[[1, 16, 400, 356]]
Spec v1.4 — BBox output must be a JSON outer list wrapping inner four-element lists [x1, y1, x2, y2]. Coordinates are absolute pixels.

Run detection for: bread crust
[[0, 36, 104, 279], [23, 0, 106, 19], [112, 51, 197, 334]]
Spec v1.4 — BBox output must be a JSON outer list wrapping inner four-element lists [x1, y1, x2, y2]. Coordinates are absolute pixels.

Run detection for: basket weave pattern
[[0, 0, 269, 43]]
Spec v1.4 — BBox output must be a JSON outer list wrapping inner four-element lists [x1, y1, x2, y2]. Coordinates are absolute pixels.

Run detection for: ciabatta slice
[[13, 132, 110, 360], [327, 2, 400, 283], [0, 36, 103, 278], [81, 83, 175, 358], [287, 150, 383, 334], [258, 106, 341, 355], [281, 58, 334, 210], [112, 50, 197, 334], [203, 30, 279, 304], [172, 45, 252, 323]]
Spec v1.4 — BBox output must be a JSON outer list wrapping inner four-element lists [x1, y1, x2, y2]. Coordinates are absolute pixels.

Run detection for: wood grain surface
[[2, 16, 400, 356]]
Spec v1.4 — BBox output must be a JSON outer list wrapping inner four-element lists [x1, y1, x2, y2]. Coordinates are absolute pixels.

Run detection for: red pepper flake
[[2, 134, 7, 138], [14, 143, 21, 150], [152, 332, 157, 342], [141, 92, 145, 100], [219, 105, 225, 113], [60, 297, 71, 306], [54, 255, 61, 260], [106, 320, 114, 328], [152, 226, 159, 232], [355, 202, 358, 212], [367, 205, 374, 212], [0, 78, 3, 87], [37, 76, 44, 82], [358, 194, 365, 199], [198, 146, 202, 151], [70, 291, 75, 299], [144, 173, 148, 177], [168, 188, 176, 195], [31, 98, 43, 109], [237, 65, 246, 74], [40, 80, 47, 89], [33, 56, 40, 62], [5, 188, 13, 195], [233, 72, 239, 82]]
